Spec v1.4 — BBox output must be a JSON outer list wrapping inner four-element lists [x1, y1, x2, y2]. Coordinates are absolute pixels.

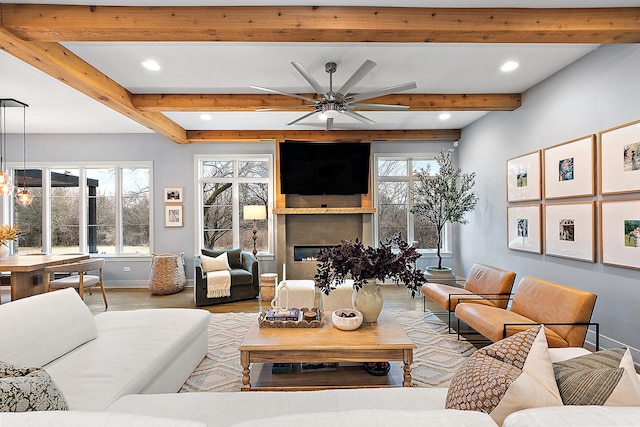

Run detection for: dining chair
[[44, 258, 107, 308]]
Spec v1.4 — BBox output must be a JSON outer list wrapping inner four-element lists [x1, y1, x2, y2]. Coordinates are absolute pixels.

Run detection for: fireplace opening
[[293, 245, 337, 262]]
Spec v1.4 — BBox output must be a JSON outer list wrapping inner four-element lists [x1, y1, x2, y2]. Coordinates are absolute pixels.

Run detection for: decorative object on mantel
[[0, 224, 23, 259], [315, 233, 426, 322], [411, 149, 478, 276], [243, 205, 267, 257]]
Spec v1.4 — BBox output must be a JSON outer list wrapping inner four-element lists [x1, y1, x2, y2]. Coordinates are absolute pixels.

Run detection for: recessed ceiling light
[[501, 61, 519, 72], [200, 114, 212, 121], [141, 60, 161, 71], [439, 113, 451, 120]]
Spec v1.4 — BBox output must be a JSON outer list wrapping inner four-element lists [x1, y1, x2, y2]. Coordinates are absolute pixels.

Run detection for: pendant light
[[15, 101, 33, 206], [0, 100, 16, 196]]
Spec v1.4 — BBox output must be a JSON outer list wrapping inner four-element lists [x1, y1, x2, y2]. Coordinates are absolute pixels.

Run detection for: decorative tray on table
[[258, 307, 323, 328]]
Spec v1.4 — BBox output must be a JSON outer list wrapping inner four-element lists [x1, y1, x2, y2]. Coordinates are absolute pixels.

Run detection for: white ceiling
[[1, 0, 638, 135]]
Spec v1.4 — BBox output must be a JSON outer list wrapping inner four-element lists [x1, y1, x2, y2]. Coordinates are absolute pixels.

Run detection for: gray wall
[[458, 44, 640, 358], [8, 135, 454, 288]]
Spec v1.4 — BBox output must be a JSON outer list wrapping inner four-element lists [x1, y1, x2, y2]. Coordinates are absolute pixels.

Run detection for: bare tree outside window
[[201, 159, 270, 252]]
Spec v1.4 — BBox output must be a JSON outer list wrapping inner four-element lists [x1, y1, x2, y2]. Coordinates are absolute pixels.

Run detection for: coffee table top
[[239, 311, 415, 351]]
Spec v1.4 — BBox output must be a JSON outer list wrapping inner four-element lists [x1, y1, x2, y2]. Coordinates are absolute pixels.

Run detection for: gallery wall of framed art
[[506, 119, 640, 270]]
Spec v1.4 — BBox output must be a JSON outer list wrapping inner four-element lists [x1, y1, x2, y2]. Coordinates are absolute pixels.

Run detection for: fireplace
[[293, 245, 338, 262]]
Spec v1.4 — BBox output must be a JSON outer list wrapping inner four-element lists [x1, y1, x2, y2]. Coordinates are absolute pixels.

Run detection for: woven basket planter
[[148, 252, 186, 295]]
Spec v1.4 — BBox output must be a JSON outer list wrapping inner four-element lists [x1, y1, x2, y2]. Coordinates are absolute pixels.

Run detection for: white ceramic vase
[[352, 280, 383, 323], [0, 244, 9, 259]]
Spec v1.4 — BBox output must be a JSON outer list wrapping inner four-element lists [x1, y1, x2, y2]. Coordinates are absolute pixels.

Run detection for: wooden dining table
[[0, 254, 89, 301]]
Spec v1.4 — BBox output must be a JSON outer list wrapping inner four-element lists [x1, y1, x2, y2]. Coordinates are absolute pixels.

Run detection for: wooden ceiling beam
[[133, 93, 521, 112], [186, 129, 461, 143], [0, 29, 188, 144], [2, 5, 639, 43]]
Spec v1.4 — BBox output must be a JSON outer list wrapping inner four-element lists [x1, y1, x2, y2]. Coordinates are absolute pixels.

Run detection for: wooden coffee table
[[239, 311, 416, 391]]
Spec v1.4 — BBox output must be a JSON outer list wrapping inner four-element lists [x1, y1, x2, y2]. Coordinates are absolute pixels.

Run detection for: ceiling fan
[[250, 60, 417, 131]]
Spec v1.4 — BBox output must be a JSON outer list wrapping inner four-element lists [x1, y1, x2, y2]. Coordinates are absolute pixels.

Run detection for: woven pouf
[[148, 253, 186, 295]]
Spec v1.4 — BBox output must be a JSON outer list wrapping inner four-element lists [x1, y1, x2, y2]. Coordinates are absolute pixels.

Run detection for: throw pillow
[[201, 252, 231, 273], [0, 362, 69, 412], [201, 248, 243, 269], [446, 325, 562, 425], [553, 348, 640, 406]]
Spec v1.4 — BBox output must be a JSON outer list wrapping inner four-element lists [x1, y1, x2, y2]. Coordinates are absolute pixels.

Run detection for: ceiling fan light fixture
[[319, 102, 341, 120]]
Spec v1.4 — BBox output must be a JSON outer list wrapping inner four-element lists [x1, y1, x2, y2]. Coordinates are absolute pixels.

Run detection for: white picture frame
[[507, 150, 542, 202], [163, 187, 184, 203], [543, 135, 595, 199], [599, 119, 640, 195], [507, 204, 542, 253], [601, 199, 640, 270], [164, 204, 183, 228], [544, 202, 596, 262]]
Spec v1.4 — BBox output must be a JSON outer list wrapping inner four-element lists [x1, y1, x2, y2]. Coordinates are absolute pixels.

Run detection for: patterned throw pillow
[[553, 348, 640, 406], [446, 325, 562, 425], [0, 362, 68, 412]]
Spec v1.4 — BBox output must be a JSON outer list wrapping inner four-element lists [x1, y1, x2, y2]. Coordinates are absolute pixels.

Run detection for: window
[[10, 164, 151, 256], [375, 155, 443, 250], [197, 156, 273, 254]]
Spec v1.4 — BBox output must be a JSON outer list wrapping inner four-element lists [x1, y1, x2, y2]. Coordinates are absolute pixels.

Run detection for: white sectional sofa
[[0, 288, 210, 411], [2, 288, 640, 426]]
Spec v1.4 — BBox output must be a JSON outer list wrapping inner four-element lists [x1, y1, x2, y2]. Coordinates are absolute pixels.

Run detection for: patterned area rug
[[179, 310, 476, 393]]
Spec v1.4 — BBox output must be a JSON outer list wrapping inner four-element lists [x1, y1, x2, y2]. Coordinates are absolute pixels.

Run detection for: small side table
[[260, 273, 278, 302]]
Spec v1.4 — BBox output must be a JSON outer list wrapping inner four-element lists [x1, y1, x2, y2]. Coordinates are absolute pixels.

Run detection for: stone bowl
[[332, 309, 364, 331]]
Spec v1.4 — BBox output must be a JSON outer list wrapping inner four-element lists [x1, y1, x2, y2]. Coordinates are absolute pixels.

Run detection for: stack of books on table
[[264, 307, 301, 321]]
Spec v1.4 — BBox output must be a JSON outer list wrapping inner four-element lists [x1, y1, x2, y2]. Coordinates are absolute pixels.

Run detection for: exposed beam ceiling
[[4, 5, 640, 44], [1, 5, 639, 143]]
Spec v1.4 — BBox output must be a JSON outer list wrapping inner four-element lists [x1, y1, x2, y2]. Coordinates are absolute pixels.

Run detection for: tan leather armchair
[[455, 276, 598, 348], [421, 263, 516, 331]]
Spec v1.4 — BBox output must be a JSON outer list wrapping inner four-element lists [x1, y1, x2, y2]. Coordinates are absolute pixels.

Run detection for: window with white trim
[[374, 155, 444, 250], [196, 155, 273, 254], [9, 164, 151, 255]]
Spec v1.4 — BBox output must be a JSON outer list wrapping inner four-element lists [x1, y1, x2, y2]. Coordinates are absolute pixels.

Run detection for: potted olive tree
[[410, 149, 478, 277]]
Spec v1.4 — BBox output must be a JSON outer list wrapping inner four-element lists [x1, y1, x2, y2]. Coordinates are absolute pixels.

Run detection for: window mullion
[[42, 168, 51, 254], [115, 167, 122, 255], [78, 168, 88, 253]]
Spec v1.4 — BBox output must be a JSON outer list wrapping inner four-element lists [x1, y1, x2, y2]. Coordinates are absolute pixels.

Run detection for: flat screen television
[[279, 142, 371, 195]]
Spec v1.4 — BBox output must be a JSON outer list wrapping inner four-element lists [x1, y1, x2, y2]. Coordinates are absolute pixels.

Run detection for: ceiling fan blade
[[350, 103, 410, 111], [287, 110, 320, 126], [256, 105, 315, 112], [348, 82, 417, 103], [249, 85, 317, 103], [326, 118, 334, 131], [337, 60, 377, 97], [343, 110, 376, 124], [291, 62, 328, 98]]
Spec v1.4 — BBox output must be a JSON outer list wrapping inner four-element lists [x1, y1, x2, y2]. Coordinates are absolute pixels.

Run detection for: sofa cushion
[[44, 308, 209, 411], [503, 406, 640, 427], [201, 252, 231, 273], [230, 269, 254, 285], [0, 288, 97, 367], [229, 409, 498, 427], [446, 325, 562, 425], [202, 248, 242, 269], [0, 362, 68, 412], [553, 348, 640, 406], [0, 411, 207, 427]]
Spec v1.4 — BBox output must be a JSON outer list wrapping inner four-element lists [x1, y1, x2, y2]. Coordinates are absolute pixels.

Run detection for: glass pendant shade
[[0, 171, 14, 195], [15, 188, 34, 205]]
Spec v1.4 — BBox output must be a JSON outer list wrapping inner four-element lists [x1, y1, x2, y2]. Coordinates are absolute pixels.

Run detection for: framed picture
[[543, 135, 595, 199], [164, 204, 183, 228], [599, 119, 640, 195], [507, 204, 542, 253], [507, 150, 542, 202], [163, 187, 184, 203], [544, 202, 596, 262], [601, 199, 640, 270]]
